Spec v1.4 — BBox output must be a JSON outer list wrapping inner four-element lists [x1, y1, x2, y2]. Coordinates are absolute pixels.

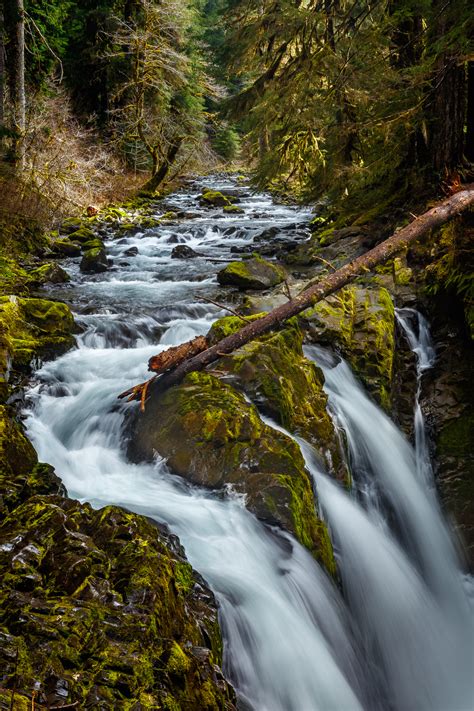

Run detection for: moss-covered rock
[[209, 320, 345, 480], [80, 247, 108, 273], [128, 371, 334, 570], [51, 238, 82, 257], [217, 257, 286, 290], [223, 205, 244, 214], [199, 190, 232, 207], [67, 227, 97, 244], [0, 498, 236, 709], [0, 296, 75, 387], [27, 262, 70, 285], [301, 285, 395, 408], [80, 237, 105, 251]]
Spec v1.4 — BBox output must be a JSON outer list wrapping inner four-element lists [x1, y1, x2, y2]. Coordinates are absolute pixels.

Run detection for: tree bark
[[466, 61, 474, 163], [142, 140, 182, 193], [11, 0, 25, 169], [0, 5, 4, 132], [120, 187, 474, 404]]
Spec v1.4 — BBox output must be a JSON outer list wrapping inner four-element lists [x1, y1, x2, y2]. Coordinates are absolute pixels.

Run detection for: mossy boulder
[[0, 296, 75, 380], [0, 498, 236, 709], [223, 205, 244, 214], [209, 319, 346, 480], [60, 217, 86, 234], [51, 238, 82, 257], [301, 285, 395, 408], [127, 371, 335, 569], [80, 237, 105, 251], [199, 190, 232, 207], [80, 247, 108, 273], [217, 257, 286, 290], [67, 227, 97, 244], [27, 262, 70, 285]]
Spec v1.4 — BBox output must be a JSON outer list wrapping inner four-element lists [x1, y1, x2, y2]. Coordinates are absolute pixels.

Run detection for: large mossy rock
[[0, 497, 236, 709], [0, 296, 75, 388], [207, 319, 346, 481], [80, 246, 108, 273], [217, 257, 286, 290], [51, 238, 82, 257], [199, 190, 232, 207], [28, 262, 70, 285], [0, 404, 65, 515], [128, 371, 334, 570], [301, 285, 395, 409]]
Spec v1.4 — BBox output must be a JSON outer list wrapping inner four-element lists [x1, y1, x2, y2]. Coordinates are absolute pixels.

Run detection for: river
[[24, 176, 473, 711]]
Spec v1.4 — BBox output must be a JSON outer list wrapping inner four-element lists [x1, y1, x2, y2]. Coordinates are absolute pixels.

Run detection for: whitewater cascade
[[24, 177, 473, 710]]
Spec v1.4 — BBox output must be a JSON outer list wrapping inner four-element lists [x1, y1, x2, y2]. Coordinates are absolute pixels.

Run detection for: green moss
[[302, 285, 395, 409], [218, 257, 286, 290], [393, 257, 413, 285], [80, 238, 105, 251], [437, 412, 474, 458], [167, 642, 191, 676], [207, 312, 265, 344], [174, 561, 194, 594], [200, 190, 231, 207], [68, 227, 96, 244], [27, 262, 70, 285], [223, 204, 244, 214], [52, 237, 82, 256]]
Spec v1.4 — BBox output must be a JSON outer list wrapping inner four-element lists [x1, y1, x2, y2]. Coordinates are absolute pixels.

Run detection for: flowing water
[[24, 177, 473, 710]]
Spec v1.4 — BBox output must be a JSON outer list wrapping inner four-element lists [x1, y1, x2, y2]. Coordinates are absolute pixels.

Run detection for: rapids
[[24, 177, 473, 710]]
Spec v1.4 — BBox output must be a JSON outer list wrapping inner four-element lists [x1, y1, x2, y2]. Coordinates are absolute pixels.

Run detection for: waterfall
[[24, 177, 473, 710]]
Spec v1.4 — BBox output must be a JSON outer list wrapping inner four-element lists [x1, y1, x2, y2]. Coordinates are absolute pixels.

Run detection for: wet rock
[[124, 246, 139, 257], [0, 296, 75, 379], [60, 217, 85, 234], [199, 190, 232, 208], [51, 238, 82, 257], [67, 227, 97, 244], [218, 257, 286, 290], [80, 247, 108, 273], [301, 285, 396, 409], [223, 205, 245, 214], [27, 263, 70, 285], [127, 371, 335, 571], [171, 244, 200, 259], [80, 237, 105, 252], [208, 319, 346, 481], [0, 496, 236, 709]]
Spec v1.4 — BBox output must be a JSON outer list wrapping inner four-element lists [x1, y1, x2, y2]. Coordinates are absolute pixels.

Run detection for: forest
[[0, 1, 473, 709]]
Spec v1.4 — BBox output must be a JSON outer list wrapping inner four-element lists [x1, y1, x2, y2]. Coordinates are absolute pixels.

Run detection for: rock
[[0, 495, 236, 709], [217, 257, 286, 290], [80, 247, 108, 273], [223, 205, 245, 214], [199, 190, 232, 208], [127, 371, 335, 571], [87, 205, 99, 216], [0, 295, 75, 375], [60, 217, 84, 234], [28, 263, 70, 285], [254, 226, 280, 242], [171, 244, 199, 259], [208, 319, 346, 480], [67, 227, 96, 244], [301, 285, 395, 409], [124, 246, 139, 257], [51, 238, 82, 257]]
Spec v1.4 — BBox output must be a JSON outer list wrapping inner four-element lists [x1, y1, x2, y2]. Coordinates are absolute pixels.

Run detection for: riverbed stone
[[27, 262, 70, 285], [51, 237, 82, 257], [80, 247, 108, 273], [218, 256, 286, 290], [127, 371, 335, 571], [301, 285, 395, 409]]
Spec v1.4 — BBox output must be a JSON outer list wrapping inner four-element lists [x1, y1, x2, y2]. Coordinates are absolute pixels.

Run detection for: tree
[[108, 0, 207, 191]]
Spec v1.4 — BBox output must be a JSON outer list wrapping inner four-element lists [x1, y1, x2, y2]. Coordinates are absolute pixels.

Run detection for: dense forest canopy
[[0, 0, 473, 220]]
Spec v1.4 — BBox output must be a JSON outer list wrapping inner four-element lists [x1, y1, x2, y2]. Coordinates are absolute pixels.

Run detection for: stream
[[24, 177, 473, 711]]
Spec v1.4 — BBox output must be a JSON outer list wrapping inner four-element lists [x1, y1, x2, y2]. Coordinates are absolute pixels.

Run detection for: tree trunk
[[11, 0, 25, 169], [120, 186, 474, 405], [0, 5, 4, 132], [142, 140, 182, 192], [466, 61, 474, 163]]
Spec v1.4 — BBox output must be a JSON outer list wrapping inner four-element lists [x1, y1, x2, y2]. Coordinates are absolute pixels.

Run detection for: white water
[[24, 177, 473, 710]]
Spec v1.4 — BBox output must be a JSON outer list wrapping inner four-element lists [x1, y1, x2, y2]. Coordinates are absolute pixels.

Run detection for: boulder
[[28, 262, 70, 285], [199, 190, 232, 207], [52, 238, 82, 257], [127, 371, 335, 571], [124, 246, 139, 257], [217, 256, 286, 290], [207, 319, 346, 481], [223, 205, 245, 214], [301, 285, 395, 409], [0, 295, 75, 374], [80, 247, 108, 273], [0, 495, 236, 709], [67, 227, 97, 244], [171, 244, 199, 259]]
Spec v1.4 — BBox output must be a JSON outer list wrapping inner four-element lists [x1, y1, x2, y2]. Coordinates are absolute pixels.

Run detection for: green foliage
[[213, 123, 241, 161]]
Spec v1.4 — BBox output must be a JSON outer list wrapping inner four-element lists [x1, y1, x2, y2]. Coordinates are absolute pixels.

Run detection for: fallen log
[[119, 186, 474, 406]]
